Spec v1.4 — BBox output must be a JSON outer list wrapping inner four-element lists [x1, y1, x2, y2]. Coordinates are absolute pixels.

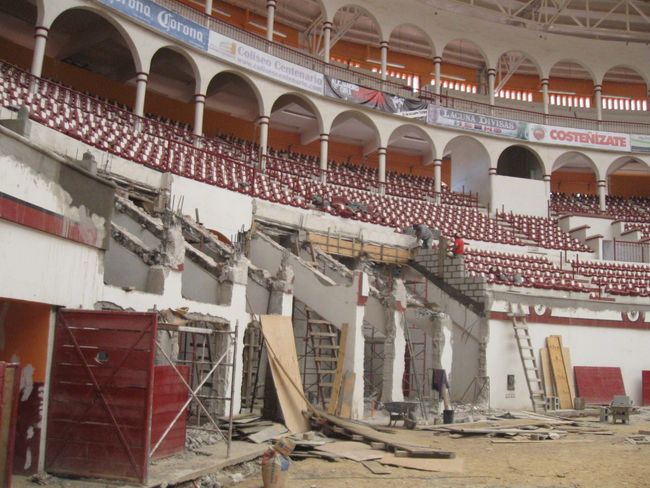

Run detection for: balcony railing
[[154, 0, 650, 136]]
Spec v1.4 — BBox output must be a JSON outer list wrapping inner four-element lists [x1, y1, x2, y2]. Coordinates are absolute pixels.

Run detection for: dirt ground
[[237, 409, 650, 488]]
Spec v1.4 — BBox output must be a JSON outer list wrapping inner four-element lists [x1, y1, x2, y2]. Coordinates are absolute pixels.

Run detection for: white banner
[[525, 124, 630, 151], [208, 32, 324, 94]]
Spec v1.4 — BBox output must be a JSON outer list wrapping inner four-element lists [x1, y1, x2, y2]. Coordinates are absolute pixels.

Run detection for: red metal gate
[[45, 310, 157, 484]]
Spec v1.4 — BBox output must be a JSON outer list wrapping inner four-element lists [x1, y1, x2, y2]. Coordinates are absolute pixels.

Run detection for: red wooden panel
[[574, 366, 626, 404], [0, 363, 21, 488], [642, 371, 650, 407], [150, 365, 190, 460], [46, 310, 156, 484]]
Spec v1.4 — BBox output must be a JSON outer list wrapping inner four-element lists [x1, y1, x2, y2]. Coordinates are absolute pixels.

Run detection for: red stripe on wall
[[490, 310, 650, 331], [0, 192, 102, 248]]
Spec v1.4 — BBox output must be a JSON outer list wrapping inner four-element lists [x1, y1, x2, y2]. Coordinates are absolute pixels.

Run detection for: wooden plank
[[562, 347, 576, 401], [490, 439, 594, 444], [337, 371, 356, 418], [539, 347, 554, 397], [327, 324, 348, 415], [362, 460, 392, 475], [260, 315, 311, 434], [379, 454, 464, 473], [546, 336, 573, 409], [315, 441, 385, 462], [247, 423, 288, 444]]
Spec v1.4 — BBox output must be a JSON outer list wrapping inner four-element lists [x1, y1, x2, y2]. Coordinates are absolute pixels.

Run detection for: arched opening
[[494, 50, 541, 104], [203, 71, 263, 142], [329, 5, 382, 70], [602, 66, 648, 112], [387, 24, 434, 90], [386, 124, 436, 198], [443, 135, 490, 205], [267, 93, 323, 171], [607, 157, 650, 198], [550, 151, 600, 215], [497, 145, 543, 180], [441, 39, 488, 96], [146, 47, 198, 128], [0, 0, 38, 70], [44, 8, 137, 108], [548, 60, 594, 112]]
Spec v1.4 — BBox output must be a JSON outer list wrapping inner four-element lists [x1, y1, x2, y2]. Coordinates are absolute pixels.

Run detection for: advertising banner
[[100, 0, 209, 51], [325, 77, 426, 114], [525, 124, 630, 151], [630, 134, 650, 153], [208, 32, 324, 94], [426, 105, 526, 139]]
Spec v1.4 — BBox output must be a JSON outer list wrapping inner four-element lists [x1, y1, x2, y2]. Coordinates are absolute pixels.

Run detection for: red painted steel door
[[45, 310, 157, 484]]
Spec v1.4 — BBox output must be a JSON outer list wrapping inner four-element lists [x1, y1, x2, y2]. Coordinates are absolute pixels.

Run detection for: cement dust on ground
[[237, 413, 650, 488]]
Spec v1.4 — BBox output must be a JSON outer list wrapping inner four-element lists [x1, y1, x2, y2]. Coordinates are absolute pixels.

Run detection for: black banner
[[325, 77, 427, 115]]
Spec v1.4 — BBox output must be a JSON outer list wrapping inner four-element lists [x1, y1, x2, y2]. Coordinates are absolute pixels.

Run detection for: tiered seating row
[[571, 260, 650, 297], [498, 212, 593, 252], [464, 249, 591, 293], [550, 192, 650, 223]]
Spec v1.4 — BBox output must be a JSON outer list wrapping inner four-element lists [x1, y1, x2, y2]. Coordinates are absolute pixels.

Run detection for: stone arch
[[602, 65, 648, 112], [548, 59, 596, 108], [494, 50, 543, 102], [443, 135, 491, 205], [551, 151, 601, 194], [269, 92, 325, 147], [441, 39, 490, 95], [387, 123, 436, 167], [205, 69, 265, 121], [48, 6, 143, 73], [148, 45, 202, 101], [331, 4, 383, 45], [497, 145, 544, 180], [607, 156, 650, 198]]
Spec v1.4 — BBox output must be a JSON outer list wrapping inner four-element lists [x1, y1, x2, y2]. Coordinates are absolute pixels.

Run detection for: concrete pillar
[[382, 280, 407, 403], [193, 93, 205, 138], [433, 158, 442, 203], [266, 0, 276, 41], [487, 68, 496, 105], [378, 147, 387, 195], [597, 179, 607, 211], [380, 41, 389, 81], [541, 78, 549, 115], [433, 56, 442, 95], [205, 0, 213, 14], [344, 271, 369, 419], [323, 22, 332, 63], [258, 115, 269, 171], [134, 72, 148, 118], [488, 167, 497, 215], [30, 26, 49, 78], [319, 133, 329, 184], [594, 84, 602, 121]]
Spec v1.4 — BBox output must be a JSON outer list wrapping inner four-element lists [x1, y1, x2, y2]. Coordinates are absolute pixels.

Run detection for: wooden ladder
[[509, 306, 546, 412], [305, 308, 340, 409]]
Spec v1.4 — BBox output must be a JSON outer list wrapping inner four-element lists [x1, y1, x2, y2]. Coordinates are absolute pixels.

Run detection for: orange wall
[[0, 300, 51, 383], [551, 171, 597, 194], [609, 173, 650, 197]]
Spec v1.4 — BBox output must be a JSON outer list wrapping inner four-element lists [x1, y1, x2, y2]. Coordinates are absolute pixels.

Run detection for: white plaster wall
[[0, 220, 104, 308], [558, 215, 616, 239], [487, 318, 650, 409], [492, 175, 548, 217], [171, 175, 253, 237], [449, 142, 492, 206]]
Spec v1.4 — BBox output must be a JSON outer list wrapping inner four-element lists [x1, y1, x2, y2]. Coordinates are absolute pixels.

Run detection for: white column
[[319, 133, 329, 184], [488, 167, 497, 215], [378, 147, 387, 195], [323, 21, 332, 63], [487, 68, 496, 105], [205, 0, 213, 14], [193, 93, 205, 137], [433, 158, 442, 203], [380, 41, 389, 81], [433, 56, 442, 95], [30, 26, 49, 78], [134, 72, 148, 118], [541, 78, 549, 115], [594, 84, 603, 121], [597, 179, 607, 211], [258, 115, 269, 171], [266, 0, 276, 42], [382, 280, 407, 403]]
